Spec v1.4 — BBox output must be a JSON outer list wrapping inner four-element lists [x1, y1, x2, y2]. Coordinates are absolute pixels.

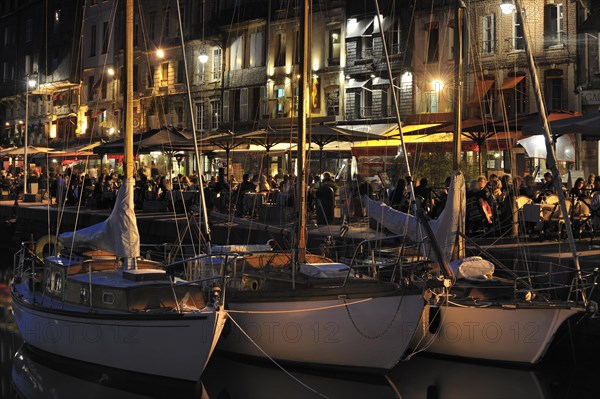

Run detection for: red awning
[[500, 75, 525, 90], [467, 79, 494, 107]]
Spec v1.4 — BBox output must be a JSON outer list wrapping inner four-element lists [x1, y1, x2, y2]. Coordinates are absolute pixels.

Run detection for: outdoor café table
[[276, 191, 292, 207], [243, 192, 268, 212], [523, 202, 561, 223], [169, 190, 199, 206]]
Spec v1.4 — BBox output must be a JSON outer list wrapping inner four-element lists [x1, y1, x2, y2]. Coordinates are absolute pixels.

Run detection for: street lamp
[[198, 51, 209, 64], [23, 74, 37, 197], [500, 0, 515, 15]]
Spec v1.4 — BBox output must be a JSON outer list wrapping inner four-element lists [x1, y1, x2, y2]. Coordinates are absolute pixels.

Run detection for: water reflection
[[2, 309, 550, 399], [389, 356, 548, 399], [11, 344, 204, 399], [202, 355, 394, 399]]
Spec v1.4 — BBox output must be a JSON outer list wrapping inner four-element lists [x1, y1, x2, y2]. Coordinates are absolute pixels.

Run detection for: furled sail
[[364, 172, 465, 263], [59, 178, 140, 258]]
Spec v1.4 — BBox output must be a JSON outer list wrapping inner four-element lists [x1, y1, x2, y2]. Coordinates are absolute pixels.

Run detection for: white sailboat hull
[[12, 289, 226, 381], [219, 293, 424, 372], [411, 304, 583, 364]]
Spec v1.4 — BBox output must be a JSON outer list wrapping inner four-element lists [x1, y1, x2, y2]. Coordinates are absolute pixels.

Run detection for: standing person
[[321, 172, 338, 193], [414, 177, 433, 215], [390, 177, 407, 210], [55, 174, 67, 206], [235, 173, 256, 216]]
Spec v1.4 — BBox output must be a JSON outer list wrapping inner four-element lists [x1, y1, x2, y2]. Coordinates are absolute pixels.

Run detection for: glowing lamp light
[[199, 52, 209, 64], [49, 123, 57, 138], [433, 80, 443, 91], [500, 0, 515, 15], [156, 49, 165, 58], [28, 79, 36, 88], [107, 68, 115, 76]]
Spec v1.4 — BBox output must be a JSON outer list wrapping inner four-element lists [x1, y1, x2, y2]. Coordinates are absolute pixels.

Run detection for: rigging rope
[[228, 314, 329, 399], [227, 297, 373, 314]]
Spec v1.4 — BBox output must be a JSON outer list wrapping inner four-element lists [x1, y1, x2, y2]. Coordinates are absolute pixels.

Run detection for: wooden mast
[[125, 0, 134, 182], [295, 0, 309, 265], [453, 0, 465, 259], [122, 0, 136, 270]]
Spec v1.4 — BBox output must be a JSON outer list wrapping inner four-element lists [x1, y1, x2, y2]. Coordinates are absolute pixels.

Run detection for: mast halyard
[[175, 0, 212, 249], [514, 0, 586, 304], [295, 0, 309, 265], [373, 0, 453, 277], [453, 0, 464, 172]]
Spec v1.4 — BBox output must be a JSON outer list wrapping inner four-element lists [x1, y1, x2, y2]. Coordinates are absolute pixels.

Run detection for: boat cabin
[[43, 256, 206, 312]]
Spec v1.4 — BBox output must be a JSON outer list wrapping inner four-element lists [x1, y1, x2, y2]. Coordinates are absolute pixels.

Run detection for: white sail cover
[[364, 172, 466, 263], [59, 178, 140, 258]]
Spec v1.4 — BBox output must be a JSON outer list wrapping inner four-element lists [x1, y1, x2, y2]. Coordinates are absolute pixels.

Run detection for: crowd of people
[[386, 172, 600, 236], [3, 165, 600, 237]]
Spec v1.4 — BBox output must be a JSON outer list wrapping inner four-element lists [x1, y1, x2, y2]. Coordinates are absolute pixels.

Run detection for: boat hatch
[[102, 291, 116, 304], [45, 269, 63, 296], [123, 269, 169, 282]]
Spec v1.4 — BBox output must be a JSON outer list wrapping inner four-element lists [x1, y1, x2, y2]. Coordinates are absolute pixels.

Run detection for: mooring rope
[[228, 314, 329, 399]]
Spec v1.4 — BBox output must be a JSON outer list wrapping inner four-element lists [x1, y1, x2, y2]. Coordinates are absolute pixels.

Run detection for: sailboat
[[10, 0, 226, 381], [364, 0, 596, 365], [215, 0, 425, 372]]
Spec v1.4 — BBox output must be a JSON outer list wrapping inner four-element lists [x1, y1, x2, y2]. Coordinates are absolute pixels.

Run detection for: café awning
[[499, 75, 525, 90], [517, 135, 575, 162], [95, 127, 194, 154], [467, 79, 494, 107], [522, 112, 600, 138]]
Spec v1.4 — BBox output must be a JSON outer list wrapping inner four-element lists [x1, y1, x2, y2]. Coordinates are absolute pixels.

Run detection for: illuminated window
[[249, 31, 264, 67], [275, 32, 286, 67], [545, 4, 563, 48], [161, 62, 169, 84], [229, 35, 244, 70], [212, 48, 222, 80], [328, 29, 341, 66], [211, 99, 220, 130], [426, 25, 439, 63], [512, 10, 525, 51], [482, 14, 495, 55]]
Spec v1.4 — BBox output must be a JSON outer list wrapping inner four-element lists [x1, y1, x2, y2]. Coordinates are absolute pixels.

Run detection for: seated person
[[258, 175, 270, 192], [569, 177, 586, 201]]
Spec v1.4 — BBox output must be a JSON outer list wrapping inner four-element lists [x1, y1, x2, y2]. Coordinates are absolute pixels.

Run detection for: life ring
[[35, 235, 62, 259]]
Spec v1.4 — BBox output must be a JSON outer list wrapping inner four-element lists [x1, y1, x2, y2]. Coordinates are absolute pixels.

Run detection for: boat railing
[[342, 235, 424, 287], [508, 261, 599, 304], [12, 241, 45, 288]]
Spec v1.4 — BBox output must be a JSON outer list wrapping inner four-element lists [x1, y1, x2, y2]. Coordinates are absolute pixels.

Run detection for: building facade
[[1, 0, 599, 178]]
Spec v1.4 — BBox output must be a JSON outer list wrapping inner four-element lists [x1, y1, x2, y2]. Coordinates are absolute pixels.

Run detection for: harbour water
[[1, 246, 598, 399]]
